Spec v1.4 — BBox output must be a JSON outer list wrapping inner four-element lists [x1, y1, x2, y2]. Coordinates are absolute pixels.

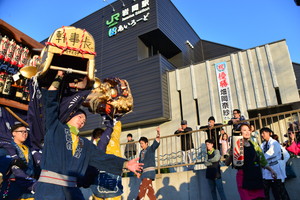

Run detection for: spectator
[[287, 122, 299, 134], [285, 131, 300, 156], [250, 124, 260, 144], [201, 116, 223, 149], [225, 124, 276, 200], [136, 127, 160, 200], [124, 133, 137, 160], [174, 120, 194, 164], [0, 124, 36, 199], [260, 128, 290, 200], [283, 131, 299, 179], [219, 128, 226, 139], [227, 109, 247, 132], [219, 133, 229, 156], [204, 139, 227, 200]]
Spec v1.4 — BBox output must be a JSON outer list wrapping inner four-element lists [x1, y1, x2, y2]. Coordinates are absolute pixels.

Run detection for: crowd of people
[[1, 71, 300, 200], [172, 109, 300, 200]]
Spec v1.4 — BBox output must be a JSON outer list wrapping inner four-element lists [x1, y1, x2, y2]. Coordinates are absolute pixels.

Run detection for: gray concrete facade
[[120, 40, 299, 147]]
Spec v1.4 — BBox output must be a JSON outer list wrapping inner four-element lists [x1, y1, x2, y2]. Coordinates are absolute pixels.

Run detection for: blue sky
[[1, 0, 299, 63]]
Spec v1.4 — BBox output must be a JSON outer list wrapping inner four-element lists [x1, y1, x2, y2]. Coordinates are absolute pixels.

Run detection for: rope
[[31, 72, 40, 100], [45, 42, 96, 56]]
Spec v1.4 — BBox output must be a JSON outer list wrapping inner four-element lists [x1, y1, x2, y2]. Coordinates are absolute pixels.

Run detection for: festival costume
[[34, 89, 126, 200], [92, 121, 123, 200], [0, 149, 11, 177], [0, 142, 35, 200], [137, 140, 160, 200], [27, 79, 91, 162], [261, 138, 290, 200], [0, 107, 27, 142]]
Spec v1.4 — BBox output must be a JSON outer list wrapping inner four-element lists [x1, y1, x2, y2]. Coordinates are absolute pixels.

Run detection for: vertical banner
[[215, 62, 233, 123]]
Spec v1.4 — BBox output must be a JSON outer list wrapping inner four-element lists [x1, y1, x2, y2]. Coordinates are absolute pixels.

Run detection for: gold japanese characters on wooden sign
[[37, 26, 96, 88]]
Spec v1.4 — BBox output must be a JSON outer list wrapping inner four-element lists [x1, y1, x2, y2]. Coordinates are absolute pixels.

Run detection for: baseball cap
[[181, 120, 187, 125]]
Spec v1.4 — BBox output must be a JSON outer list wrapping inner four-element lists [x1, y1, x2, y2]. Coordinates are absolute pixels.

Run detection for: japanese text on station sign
[[106, 0, 150, 37]]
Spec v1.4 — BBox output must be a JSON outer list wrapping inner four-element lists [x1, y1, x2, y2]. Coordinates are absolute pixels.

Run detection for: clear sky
[[1, 0, 299, 63]]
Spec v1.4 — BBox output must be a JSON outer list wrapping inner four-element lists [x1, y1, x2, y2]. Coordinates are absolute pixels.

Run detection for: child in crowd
[[219, 133, 229, 156]]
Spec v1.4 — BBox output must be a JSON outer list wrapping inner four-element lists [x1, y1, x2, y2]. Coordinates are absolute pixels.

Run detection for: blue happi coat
[[139, 140, 160, 180], [34, 89, 126, 200], [0, 142, 35, 200]]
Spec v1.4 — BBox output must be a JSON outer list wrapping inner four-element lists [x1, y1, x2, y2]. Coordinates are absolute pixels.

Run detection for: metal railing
[[120, 109, 300, 175]]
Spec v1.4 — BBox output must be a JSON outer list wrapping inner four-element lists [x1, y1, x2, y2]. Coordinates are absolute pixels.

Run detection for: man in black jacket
[[201, 116, 223, 149], [174, 120, 194, 164]]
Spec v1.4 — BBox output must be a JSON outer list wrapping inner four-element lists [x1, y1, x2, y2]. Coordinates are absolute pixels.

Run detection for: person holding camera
[[227, 109, 248, 133]]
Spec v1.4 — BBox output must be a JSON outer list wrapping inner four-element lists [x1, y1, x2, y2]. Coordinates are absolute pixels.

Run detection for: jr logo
[[106, 13, 120, 28]]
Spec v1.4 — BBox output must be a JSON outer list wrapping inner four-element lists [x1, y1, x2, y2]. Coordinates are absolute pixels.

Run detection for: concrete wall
[[82, 158, 300, 200], [2, 158, 298, 199], [118, 40, 299, 158]]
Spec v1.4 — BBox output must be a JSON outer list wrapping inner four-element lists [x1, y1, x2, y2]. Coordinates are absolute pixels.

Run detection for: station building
[[63, 0, 298, 141]]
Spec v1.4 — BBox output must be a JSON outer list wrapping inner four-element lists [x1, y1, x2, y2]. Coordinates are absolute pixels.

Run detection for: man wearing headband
[[34, 71, 143, 200]]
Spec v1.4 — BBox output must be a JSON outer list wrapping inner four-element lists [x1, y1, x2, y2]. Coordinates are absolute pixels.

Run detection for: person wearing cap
[[0, 124, 37, 200], [34, 71, 143, 200], [174, 120, 194, 164]]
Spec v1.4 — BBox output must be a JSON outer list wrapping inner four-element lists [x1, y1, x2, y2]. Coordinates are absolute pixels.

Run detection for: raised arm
[[156, 126, 160, 143], [48, 71, 64, 91], [89, 142, 143, 175], [45, 71, 64, 130], [97, 119, 114, 151]]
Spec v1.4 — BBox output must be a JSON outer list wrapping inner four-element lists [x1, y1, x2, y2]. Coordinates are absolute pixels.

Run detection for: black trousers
[[263, 179, 290, 200]]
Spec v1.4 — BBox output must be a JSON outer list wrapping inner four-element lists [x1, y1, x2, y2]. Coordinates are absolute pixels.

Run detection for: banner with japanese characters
[[215, 62, 233, 123]]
